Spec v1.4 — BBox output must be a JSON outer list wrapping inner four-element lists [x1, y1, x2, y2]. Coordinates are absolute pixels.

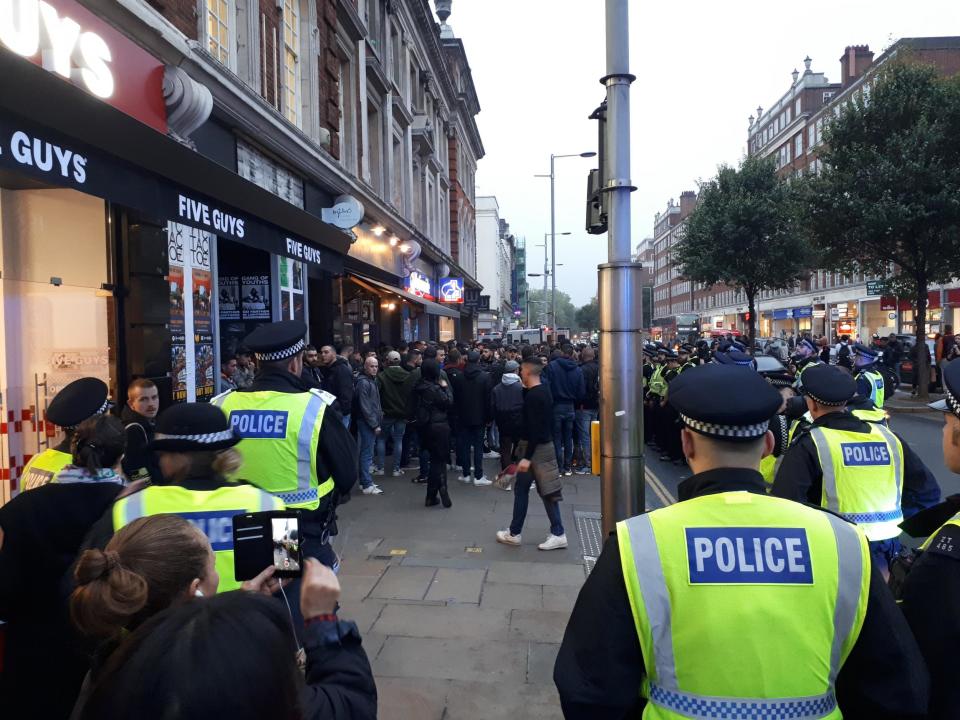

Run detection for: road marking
[[645, 466, 678, 506], [465, 546, 483, 553], [389, 548, 407, 556]]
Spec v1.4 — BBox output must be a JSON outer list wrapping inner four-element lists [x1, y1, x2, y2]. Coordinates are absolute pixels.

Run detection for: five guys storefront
[[0, 14, 348, 498]]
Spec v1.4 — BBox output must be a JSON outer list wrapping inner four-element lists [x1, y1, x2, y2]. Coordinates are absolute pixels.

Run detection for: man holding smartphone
[[212, 320, 359, 569]]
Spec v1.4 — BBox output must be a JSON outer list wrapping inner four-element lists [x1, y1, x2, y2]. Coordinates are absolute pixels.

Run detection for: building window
[[279, 257, 306, 321], [795, 98, 801, 115], [794, 134, 803, 159], [282, 0, 300, 127], [206, 0, 234, 67], [338, 54, 357, 172], [391, 127, 405, 212], [367, 101, 383, 194]]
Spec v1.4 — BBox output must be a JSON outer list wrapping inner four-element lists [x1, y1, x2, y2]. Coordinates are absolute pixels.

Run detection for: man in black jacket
[[300, 344, 323, 389], [318, 344, 355, 427], [575, 347, 599, 475], [121, 378, 161, 483], [452, 351, 492, 485]]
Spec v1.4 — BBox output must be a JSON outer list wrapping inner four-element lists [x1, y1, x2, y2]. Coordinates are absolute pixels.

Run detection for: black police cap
[[46, 377, 110, 428], [930, 360, 960, 418], [800, 364, 857, 406], [667, 364, 782, 441], [761, 370, 796, 389], [852, 342, 879, 359], [150, 402, 241, 453], [243, 320, 307, 361]]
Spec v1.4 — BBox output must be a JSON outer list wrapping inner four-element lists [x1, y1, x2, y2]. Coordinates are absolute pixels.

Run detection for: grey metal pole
[[599, 0, 642, 536], [543, 234, 549, 323], [550, 155, 557, 341]]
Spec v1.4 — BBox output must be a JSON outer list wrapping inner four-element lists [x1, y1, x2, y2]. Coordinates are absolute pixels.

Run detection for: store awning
[[350, 274, 459, 318]]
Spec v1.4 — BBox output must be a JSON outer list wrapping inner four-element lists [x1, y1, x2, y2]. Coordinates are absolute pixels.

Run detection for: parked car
[[898, 337, 937, 390]]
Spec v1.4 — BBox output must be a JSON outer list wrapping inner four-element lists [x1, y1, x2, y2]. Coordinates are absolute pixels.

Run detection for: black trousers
[[427, 423, 451, 498]]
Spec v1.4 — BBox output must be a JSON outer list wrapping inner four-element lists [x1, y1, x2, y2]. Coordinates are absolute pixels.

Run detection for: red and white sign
[[0, 0, 166, 132]]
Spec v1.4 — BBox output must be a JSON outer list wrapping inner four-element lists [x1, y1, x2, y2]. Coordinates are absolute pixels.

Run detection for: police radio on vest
[[0, 0, 115, 98]]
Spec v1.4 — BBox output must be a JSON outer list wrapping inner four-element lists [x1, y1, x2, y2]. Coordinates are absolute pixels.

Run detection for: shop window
[[1, 188, 112, 498], [206, 0, 235, 69], [282, 0, 301, 128], [217, 239, 272, 378], [279, 257, 305, 322]]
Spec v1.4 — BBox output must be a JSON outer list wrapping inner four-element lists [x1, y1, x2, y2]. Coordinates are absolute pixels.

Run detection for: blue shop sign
[[772, 306, 812, 320]]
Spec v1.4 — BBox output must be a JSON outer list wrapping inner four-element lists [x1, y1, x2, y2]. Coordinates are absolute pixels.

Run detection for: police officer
[[772, 363, 940, 571], [211, 320, 358, 568], [553, 364, 929, 719], [18, 377, 110, 491], [900, 359, 960, 720], [852, 342, 886, 407], [758, 369, 796, 486], [107, 402, 283, 592], [790, 337, 822, 390]]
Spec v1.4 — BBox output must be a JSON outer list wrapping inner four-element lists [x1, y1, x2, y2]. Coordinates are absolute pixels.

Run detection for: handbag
[[494, 463, 517, 491]]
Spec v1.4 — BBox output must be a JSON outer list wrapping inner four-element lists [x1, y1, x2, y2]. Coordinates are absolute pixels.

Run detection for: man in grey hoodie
[[355, 356, 384, 495], [490, 360, 524, 470]]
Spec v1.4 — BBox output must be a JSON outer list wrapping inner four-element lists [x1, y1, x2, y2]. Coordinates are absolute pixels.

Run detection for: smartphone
[[233, 510, 304, 580]]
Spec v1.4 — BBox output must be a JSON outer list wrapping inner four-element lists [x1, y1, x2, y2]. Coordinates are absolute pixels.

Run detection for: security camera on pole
[[598, 0, 642, 535]]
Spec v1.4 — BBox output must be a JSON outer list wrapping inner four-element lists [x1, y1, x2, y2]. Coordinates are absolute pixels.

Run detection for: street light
[[536, 154, 595, 340]]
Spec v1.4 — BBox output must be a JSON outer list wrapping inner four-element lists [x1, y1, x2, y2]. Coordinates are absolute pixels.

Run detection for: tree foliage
[[575, 297, 600, 332], [673, 155, 812, 344], [793, 60, 960, 399], [526, 288, 578, 330]]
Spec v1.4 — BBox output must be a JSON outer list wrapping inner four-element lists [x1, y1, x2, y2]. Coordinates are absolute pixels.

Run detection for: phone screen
[[233, 511, 303, 580], [271, 516, 301, 574]]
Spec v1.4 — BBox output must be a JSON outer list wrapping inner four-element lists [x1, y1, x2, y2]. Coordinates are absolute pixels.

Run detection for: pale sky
[[449, 0, 959, 307]]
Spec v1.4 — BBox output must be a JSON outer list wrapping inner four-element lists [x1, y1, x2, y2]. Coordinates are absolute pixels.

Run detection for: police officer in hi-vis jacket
[[553, 364, 929, 719]]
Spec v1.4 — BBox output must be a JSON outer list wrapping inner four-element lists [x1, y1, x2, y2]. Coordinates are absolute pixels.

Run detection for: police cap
[[150, 402, 241, 452], [714, 349, 755, 367], [852, 342, 878, 359], [46, 377, 110, 428], [800, 363, 857, 406], [243, 320, 307, 362], [668, 364, 782, 441], [762, 370, 795, 389], [930, 360, 960, 418]]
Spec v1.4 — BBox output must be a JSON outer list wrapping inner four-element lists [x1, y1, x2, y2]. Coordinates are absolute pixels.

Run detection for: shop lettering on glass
[[177, 194, 246, 240], [0, 129, 87, 183], [0, 0, 115, 98]]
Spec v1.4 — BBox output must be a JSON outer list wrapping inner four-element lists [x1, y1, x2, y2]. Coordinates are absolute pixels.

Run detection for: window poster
[[241, 275, 271, 320], [168, 222, 213, 402], [219, 276, 241, 320]]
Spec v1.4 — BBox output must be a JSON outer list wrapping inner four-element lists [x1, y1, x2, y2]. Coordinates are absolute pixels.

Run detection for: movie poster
[[171, 337, 188, 402], [218, 275, 241, 320], [193, 269, 212, 334], [169, 265, 185, 333], [241, 275, 271, 319], [195, 341, 214, 400]]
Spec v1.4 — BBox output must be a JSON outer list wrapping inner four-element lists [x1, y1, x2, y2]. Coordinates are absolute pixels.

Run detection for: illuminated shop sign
[[405, 271, 435, 301], [438, 277, 464, 303]]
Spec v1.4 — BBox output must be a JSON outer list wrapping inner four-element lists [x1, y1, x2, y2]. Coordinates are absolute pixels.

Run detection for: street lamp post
[[538, 156, 594, 340]]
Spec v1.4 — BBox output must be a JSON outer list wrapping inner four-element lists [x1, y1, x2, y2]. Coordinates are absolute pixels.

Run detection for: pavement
[[886, 388, 946, 414], [329, 454, 601, 720]]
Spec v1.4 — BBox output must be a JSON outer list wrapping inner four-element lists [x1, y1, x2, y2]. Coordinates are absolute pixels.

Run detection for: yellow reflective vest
[[857, 369, 886, 408], [809, 423, 904, 541], [618, 491, 869, 719], [112, 484, 282, 592], [212, 388, 335, 511], [648, 365, 667, 397], [920, 512, 960, 552], [19, 448, 72, 492]]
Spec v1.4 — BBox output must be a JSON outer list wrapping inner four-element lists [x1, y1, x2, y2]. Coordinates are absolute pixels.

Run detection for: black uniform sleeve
[[300, 620, 378, 720], [896, 432, 942, 517], [771, 434, 822, 505], [835, 563, 930, 719], [900, 539, 960, 720], [553, 534, 645, 719], [317, 410, 358, 496]]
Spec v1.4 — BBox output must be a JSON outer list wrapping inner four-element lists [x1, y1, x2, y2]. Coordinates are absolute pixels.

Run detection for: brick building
[[650, 191, 699, 341], [694, 37, 960, 342]]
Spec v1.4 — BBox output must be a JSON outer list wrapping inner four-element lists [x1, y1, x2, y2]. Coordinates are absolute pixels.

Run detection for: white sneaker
[[390, 470, 403, 478], [496, 529, 521, 546], [473, 476, 493, 486], [538, 534, 568, 551], [372, 468, 385, 476], [458, 475, 473, 483], [484, 450, 500, 459], [362, 484, 384, 495]]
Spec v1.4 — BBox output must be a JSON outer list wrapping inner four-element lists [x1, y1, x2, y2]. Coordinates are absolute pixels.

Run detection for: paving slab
[[424, 567, 487, 604], [337, 558, 390, 577], [480, 582, 543, 611], [527, 642, 560, 685], [338, 598, 386, 634], [509, 609, 571, 644], [486, 560, 587, 587], [442, 680, 561, 720], [376, 676, 449, 720], [371, 603, 511, 640], [542, 584, 582, 613], [374, 636, 528, 682], [339, 572, 383, 601], [368, 565, 437, 601]]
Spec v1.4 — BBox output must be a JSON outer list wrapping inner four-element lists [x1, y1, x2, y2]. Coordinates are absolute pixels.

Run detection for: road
[[643, 410, 955, 508]]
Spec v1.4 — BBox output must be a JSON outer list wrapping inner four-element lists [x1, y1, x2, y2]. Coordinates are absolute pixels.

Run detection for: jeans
[[426, 423, 451, 499], [576, 409, 599, 470], [509, 471, 564, 537], [400, 424, 418, 467], [488, 421, 500, 451], [459, 424, 485, 478], [376, 417, 406, 473], [357, 422, 376, 488], [499, 434, 517, 471], [553, 402, 576, 472]]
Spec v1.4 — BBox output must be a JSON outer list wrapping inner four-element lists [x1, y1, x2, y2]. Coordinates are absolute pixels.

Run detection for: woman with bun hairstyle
[[0, 413, 133, 719]]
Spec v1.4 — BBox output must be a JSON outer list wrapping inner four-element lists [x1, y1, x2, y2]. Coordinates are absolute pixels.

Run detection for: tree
[[673, 155, 812, 347], [576, 296, 600, 333], [794, 60, 960, 400], [527, 288, 577, 330]]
